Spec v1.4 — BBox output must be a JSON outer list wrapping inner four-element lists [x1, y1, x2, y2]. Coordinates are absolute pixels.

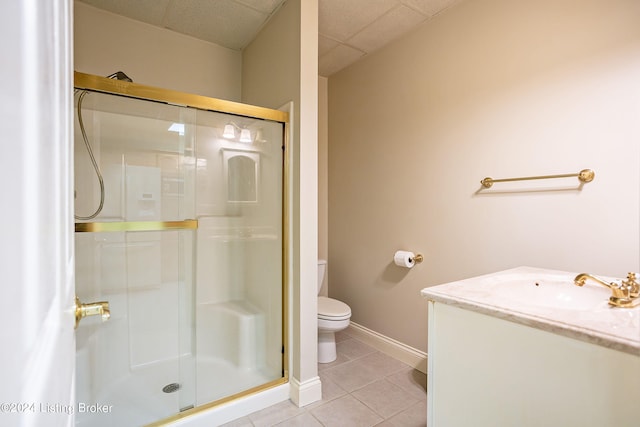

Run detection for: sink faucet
[[574, 272, 640, 308]]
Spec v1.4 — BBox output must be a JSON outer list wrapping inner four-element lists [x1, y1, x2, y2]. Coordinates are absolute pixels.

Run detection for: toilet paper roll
[[394, 250, 415, 268]]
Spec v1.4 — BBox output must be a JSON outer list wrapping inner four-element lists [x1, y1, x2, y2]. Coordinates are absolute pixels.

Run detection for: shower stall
[[73, 72, 288, 427]]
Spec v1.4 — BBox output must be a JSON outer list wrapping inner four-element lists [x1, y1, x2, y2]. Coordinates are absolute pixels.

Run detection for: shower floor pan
[[75, 355, 276, 427]]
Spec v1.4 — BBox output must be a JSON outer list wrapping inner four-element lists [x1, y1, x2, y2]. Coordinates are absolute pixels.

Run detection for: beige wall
[[318, 76, 329, 295], [74, 2, 242, 101], [243, 0, 321, 405], [328, 0, 640, 352]]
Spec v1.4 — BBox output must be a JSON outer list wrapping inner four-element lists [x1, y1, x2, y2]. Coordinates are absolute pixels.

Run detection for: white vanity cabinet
[[422, 267, 640, 427]]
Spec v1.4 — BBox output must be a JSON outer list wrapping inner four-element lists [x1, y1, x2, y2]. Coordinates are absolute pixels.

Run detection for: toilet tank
[[317, 259, 327, 294]]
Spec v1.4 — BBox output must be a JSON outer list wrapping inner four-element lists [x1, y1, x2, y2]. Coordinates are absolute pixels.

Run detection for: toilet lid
[[318, 296, 351, 320]]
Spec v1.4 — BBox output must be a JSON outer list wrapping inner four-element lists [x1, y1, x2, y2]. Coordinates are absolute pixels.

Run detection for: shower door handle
[[75, 297, 110, 329]]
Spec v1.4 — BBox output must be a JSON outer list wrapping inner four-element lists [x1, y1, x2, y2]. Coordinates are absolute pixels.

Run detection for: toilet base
[[318, 330, 337, 363]]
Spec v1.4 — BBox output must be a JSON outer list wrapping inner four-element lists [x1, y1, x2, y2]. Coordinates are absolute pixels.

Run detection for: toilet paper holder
[[394, 250, 424, 268]]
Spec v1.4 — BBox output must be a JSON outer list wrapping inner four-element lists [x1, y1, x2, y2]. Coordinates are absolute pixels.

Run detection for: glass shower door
[[73, 77, 286, 426], [74, 90, 197, 427], [193, 108, 284, 405]]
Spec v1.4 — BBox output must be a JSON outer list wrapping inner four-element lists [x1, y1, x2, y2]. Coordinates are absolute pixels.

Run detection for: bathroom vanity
[[421, 267, 640, 427]]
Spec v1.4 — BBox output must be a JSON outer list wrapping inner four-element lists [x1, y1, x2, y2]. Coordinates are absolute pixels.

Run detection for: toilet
[[317, 259, 351, 363]]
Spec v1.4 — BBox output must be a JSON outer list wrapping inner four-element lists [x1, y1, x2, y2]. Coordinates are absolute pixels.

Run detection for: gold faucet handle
[[75, 297, 111, 329], [623, 272, 639, 298]]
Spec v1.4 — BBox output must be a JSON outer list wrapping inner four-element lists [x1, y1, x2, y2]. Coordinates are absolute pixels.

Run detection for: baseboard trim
[[289, 375, 322, 407], [347, 322, 427, 374]]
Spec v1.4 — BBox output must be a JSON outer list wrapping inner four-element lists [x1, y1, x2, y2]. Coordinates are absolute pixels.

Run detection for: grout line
[[237, 333, 427, 427]]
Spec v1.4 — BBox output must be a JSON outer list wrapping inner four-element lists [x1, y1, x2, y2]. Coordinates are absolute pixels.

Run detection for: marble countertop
[[421, 266, 640, 356]]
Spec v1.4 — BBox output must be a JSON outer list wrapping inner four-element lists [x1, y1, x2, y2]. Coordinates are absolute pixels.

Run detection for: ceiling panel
[[164, 0, 267, 50], [347, 4, 427, 53], [401, 0, 462, 17], [78, 0, 462, 76], [319, 34, 340, 57], [318, 0, 398, 42], [318, 44, 366, 77], [235, 0, 286, 13], [80, 0, 172, 26]]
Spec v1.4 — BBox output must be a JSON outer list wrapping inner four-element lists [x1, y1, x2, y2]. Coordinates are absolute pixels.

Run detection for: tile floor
[[222, 328, 427, 427]]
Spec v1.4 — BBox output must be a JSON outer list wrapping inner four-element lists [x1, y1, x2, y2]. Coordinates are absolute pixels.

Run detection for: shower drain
[[162, 383, 181, 393]]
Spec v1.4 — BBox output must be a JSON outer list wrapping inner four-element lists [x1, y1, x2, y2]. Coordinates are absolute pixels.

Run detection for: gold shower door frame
[[74, 71, 290, 426]]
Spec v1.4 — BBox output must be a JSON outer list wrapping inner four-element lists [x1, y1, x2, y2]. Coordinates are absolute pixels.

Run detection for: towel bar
[[480, 169, 594, 188]]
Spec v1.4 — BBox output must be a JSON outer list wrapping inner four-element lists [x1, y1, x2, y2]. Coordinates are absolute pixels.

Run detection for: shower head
[[106, 71, 133, 82]]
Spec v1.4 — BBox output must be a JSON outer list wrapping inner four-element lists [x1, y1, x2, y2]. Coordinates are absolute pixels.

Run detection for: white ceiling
[[77, 0, 461, 76]]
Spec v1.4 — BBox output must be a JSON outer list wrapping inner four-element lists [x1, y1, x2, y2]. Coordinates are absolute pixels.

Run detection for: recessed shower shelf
[[75, 219, 198, 233]]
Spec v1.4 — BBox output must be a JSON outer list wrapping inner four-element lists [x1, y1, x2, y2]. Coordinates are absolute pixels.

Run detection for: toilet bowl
[[317, 260, 351, 363]]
